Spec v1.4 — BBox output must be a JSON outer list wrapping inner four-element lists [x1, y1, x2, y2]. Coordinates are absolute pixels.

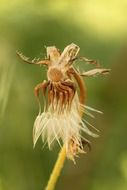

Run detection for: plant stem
[[45, 144, 66, 190]]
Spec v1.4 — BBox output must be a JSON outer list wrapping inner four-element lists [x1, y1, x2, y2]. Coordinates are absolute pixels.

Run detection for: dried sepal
[[16, 51, 49, 65], [80, 68, 111, 77]]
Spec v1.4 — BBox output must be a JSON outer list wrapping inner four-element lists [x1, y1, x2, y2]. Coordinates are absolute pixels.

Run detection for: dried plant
[[17, 43, 110, 190]]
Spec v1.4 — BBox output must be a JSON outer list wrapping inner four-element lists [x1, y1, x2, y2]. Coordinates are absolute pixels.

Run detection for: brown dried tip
[[80, 68, 111, 77]]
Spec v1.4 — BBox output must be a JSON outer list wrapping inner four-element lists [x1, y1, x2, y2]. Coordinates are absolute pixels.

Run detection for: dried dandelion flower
[[17, 43, 110, 162]]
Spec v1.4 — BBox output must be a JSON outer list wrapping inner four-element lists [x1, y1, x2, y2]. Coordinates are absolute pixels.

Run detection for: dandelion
[[17, 43, 110, 161], [17, 43, 110, 189]]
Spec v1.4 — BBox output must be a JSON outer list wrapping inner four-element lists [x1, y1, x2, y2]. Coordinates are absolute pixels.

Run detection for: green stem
[[45, 144, 66, 190]]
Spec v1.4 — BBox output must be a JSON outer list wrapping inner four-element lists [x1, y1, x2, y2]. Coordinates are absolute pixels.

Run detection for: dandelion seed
[[17, 43, 110, 162]]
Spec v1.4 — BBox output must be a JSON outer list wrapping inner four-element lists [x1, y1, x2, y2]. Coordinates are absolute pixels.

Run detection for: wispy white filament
[[33, 93, 99, 154]]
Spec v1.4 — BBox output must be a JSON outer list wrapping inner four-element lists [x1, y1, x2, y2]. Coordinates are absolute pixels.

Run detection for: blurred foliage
[[0, 0, 127, 190]]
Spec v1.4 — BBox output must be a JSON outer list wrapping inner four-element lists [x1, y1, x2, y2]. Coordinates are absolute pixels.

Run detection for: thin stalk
[[45, 144, 66, 190]]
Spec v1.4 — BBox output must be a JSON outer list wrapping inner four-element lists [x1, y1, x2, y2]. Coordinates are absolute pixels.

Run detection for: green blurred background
[[0, 0, 127, 190]]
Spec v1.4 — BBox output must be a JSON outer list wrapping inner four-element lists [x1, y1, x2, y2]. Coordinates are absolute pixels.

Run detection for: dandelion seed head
[[33, 93, 98, 161], [17, 43, 110, 162]]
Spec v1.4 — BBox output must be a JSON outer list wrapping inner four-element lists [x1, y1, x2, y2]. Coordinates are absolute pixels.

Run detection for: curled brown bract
[[36, 80, 76, 113]]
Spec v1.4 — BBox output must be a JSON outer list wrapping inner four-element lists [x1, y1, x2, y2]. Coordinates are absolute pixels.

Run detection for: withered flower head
[[17, 43, 110, 162]]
